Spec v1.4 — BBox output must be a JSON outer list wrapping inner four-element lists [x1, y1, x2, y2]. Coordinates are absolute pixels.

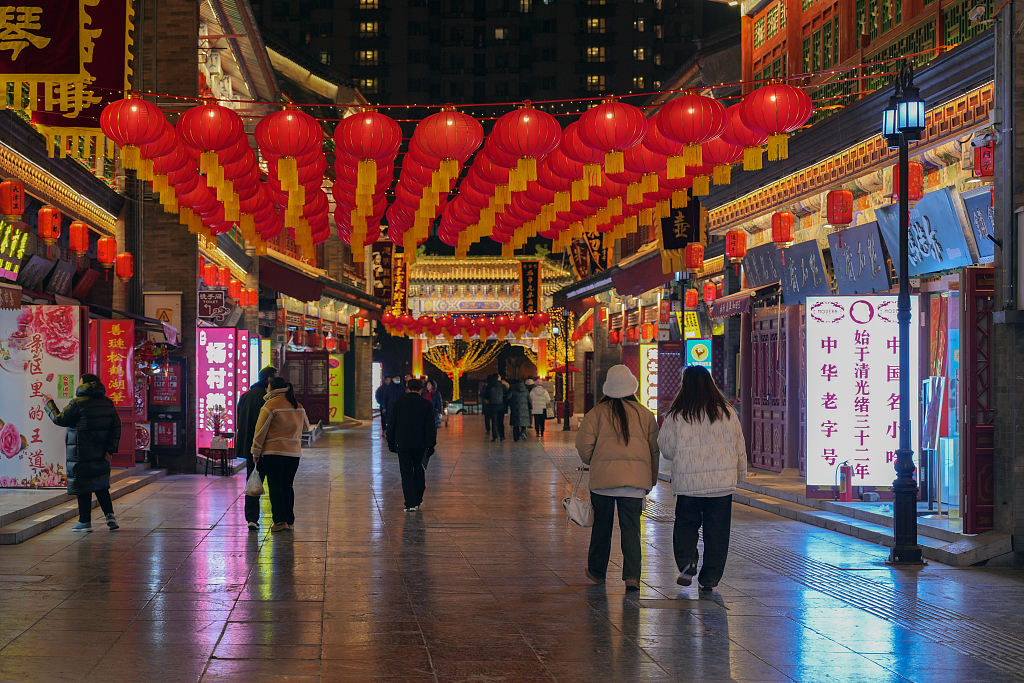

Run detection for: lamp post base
[[889, 471, 924, 564]]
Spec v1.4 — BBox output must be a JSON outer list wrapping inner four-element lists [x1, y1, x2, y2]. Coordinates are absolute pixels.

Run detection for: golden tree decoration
[[546, 309, 576, 368], [424, 340, 506, 401]]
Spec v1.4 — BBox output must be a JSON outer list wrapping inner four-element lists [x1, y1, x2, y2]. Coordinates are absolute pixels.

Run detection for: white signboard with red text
[[0, 306, 83, 488], [197, 328, 236, 449], [805, 296, 919, 488]]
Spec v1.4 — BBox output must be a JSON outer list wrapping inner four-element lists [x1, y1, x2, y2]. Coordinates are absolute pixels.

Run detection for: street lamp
[[881, 64, 924, 564], [562, 308, 572, 431]]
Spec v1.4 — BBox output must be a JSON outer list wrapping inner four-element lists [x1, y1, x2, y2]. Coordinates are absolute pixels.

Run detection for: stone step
[[0, 468, 167, 545]]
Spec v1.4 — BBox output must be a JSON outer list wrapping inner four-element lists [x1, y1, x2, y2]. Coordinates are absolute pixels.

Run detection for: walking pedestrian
[[481, 377, 493, 434], [250, 377, 310, 532], [424, 379, 444, 429], [236, 365, 278, 530], [375, 376, 392, 436], [483, 374, 507, 441], [528, 378, 552, 438], [386, 378, 437, 511], [508, 380, 531, 442], [576, 365, 659, 592], [658, 365, 747, 593], [42, 374, 123, 531]]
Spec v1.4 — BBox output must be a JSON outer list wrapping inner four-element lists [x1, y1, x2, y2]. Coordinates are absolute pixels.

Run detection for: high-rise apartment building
[[252, 0, 738, 105]]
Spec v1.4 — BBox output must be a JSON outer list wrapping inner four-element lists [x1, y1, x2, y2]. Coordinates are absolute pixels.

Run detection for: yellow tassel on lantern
[[585, 216, 597, 232], [693, 176, 710, 196], [642, 173, 658, 194], [120, 145, 141, 170], [597, 207, 610, 224], [713, 164, 732, 185], [584, 163, 602, 186], [657, 199, 670, 220], [240, 213, 256, 241], [672, 189, 689, 208], [626, 183, 641, 206], [571, 179, 589, 202], [224, 204, 240, 222], [554, 191, 570, 212], [639, 208, 653, 226], [358, 159, 377, 187], [608, 197, 623, 217], [440, 158, 459, 181], [767, 134, 789, 161], [604, 150, 624, 174], [138, 158, 155, 182], [682, 144, 702, 167], [199, 150, 218, 178], [571, 221, 584, 239], [743, 146, 764, 171], [278, 157, 299, 191], [625, 216, 638, 234], [667, 156, 686, 179], [509, 167, 527, 192], [517, 156, 538, 182], [495, 185, 510, 207]]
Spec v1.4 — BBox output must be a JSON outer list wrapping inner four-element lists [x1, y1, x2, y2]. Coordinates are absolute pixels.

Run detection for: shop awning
[[86, 303, 179, 346], [319, 279, 385, 315], [259, 257, 324, 303], [611, 248, 666, 297], [710, 291, 752, 318]]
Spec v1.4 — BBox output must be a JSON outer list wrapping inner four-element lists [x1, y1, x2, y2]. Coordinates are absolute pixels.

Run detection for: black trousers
[[489, 408, 505, 440], [397, 448, 426, 508], [512, 424, 527, 441], [380, 411, 387, 433], [673, 494, 733, 588], [244, 457, 266, 524], [588, 493, 644, 581], [533, 414, 545, 435], [260, 455, 300, 524], [483, 405, 492, 432], [77, 489, 113, 523]]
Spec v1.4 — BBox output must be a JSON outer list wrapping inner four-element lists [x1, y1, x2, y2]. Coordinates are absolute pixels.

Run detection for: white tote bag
[[244, 468, 264, 496], [562, 468, 594, 528]]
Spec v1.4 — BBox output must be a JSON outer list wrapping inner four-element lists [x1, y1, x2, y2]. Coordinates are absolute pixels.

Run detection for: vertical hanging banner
[[371, 240, 394, 302], [25, 0, 135, 159], [98, 320, 134, 407], [519, 261, 541, 316], [569, 239, 591, 279], [657, 200, 706, 274], [0, 306, 83, 488], [196, 327, 236, 449], [390, 251, 408, 315], [805, 296, 920, 488], [235, 329, 250, 404]]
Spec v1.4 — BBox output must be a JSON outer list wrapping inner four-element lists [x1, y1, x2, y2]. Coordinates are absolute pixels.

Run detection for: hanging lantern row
[[241, 288, 258, 307], [381, 310, 551, 341]]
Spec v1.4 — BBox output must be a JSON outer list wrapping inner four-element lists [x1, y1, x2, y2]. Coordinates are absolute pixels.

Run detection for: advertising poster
[[329, 355, 344, 423], [0, 306, 82, 488], [98, 320, 134, 408], [686, 339, 713, 369], [151, 365, 182, 406], [197, 328, 236, 449], [805, 296, 920, 487]]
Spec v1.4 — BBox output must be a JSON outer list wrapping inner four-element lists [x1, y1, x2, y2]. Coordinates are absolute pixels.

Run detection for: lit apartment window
[[495, 27, 509, 39], [633, 75, 645, 89], [655, 24, 663, 38], [653, 80, 662, 89], [357, 50, 379, 65], [654, 52, 662, 65], [359, 78, 379, 93], [520, 0, 532, 11], [586, 18, 606, 33], [586, 46, 606, 62], [634, 47, 646, 60], [359, 0, 378, 8], [635, 18, 646, 31], [319, 51, 332, 65], [359, 22, 379, 36], [586, 75, 606, 91]]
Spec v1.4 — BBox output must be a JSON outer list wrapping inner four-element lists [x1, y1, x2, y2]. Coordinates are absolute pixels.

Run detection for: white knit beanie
[[603, 365, 639, 399]]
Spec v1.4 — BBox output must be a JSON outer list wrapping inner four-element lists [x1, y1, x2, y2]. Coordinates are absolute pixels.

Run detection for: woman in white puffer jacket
[[658, 365, 747, 593]]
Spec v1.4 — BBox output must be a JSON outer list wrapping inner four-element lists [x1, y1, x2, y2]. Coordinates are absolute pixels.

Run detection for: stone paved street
[[1, 417, 1023, 682]]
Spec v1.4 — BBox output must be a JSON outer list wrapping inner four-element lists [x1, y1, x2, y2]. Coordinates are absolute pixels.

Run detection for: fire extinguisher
[[837, 462, 854, 502]]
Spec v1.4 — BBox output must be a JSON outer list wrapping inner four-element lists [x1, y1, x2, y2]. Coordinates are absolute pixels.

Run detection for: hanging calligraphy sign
[[875, 188, 975, 277], [519, 261, 541, 316], [390, 251, 408, 315], [98, 319, 134, 408], [371, 240, 393, 302], [778, 239, 832, 305], [826, 222, 891, 295], [657, 200, 706, 275]]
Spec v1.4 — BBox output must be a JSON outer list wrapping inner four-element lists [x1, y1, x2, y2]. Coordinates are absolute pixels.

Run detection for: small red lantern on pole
[[217, 266, 230, 288], [203, 263, 218, 287], [684, 243, 704, 273], [69, 222, 90, 257], [114, 252, 134, 281], [38, 207, 62, 245], [725, 229, 747, 264], [0, 180, 25, 222], [684, 288, 699, 308], [96, 236, 117, 269], [826, 189, 853, 227], [228, 279, 242, 300], [703, 281, 718, 303], [772, 211, 795, 249], [892, 161, 924, 206], [974, 142, 994, 178]]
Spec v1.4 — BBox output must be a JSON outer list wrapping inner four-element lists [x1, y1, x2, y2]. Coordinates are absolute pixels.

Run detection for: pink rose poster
[[0, 306, 83, 488]]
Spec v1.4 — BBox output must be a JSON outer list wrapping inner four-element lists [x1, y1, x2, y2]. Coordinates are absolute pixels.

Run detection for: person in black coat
[[375, 376, 392, 435], [43, 374, 123, 532], [236, 365, 277, 530], [386, 378, 437, 511]]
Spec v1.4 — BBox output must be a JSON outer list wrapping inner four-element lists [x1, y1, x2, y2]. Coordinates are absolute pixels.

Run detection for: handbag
[[244, 467, 264, 496], [545, 403, 555, 419], [562, 468, 594, 528]]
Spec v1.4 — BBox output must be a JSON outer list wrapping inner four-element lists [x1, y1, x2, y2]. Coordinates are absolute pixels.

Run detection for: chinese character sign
[[659, 201, 705, 251], [778, 240, 831, 305], [235, 329, 249, 406], [197, 327, 235, 449], [390, 252, 408, 316], [960, 187, 995, 263], [371, 241, 393, 302], [805, 296, 919, 487], [519, 261, 541, 316], [98, 320, 134, 408], [876, 188, 975, 276], [0, 305, 83, 488], [826, 222, 891, 295], [150, 364, 181, 405]]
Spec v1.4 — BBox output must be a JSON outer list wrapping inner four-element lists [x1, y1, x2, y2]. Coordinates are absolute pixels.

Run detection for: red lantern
[[609, 329, 622, 345], [974, 142, 994, 178], [656, 92, 728, 168], [892, 161, 924, 205], [203, 263, 218, 287], [411, 107, 484, 181], [826, 189, 854, 226], [720, 103, 769, 171], [97, 236, 117, 269], [398, 313, 415, 334], [69, 222, 89, 257], [217, 266, 230, 288], [703, 138, 743, 186], [703, 281, 718, 304], [725, 229, 747, 264], [684, 243, 704, 273], [685, 288, 699, 308], [381, 310, 396, 330], [325, 335, 336, 351], [248, 288, 259, 306], [228, 279, 242, 300], [100, 96, 167, 169], [474, 315, 492, 337], [739, 83, 813, 161], [490, 102, 562, 182], [114, 252, 134, 281], [335, 109, 402, 199], [417, 315, 435, 335], [255, 109, 323, 190], [772, 211, 795, 248], [37, 207, 62, 245], [577, 98, 649, 174], [0, 180, 24, 221], [176, 103, 244, 176]]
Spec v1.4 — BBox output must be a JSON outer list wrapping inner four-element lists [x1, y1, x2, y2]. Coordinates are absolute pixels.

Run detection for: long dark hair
[[599, 395, 639, 444], [268, 376, 298, 408], [666, 365, 732, 424]]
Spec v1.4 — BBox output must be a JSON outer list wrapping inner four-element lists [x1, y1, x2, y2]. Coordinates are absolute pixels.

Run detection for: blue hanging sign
[[959, 187, 995, 263], [778, 239, 832, 306], [875, 187, 976, 276], [827, 222, 892, 295]]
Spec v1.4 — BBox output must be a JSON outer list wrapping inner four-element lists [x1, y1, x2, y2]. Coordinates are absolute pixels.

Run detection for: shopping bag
[[562, 468, 594, 528], [244, 468, 264, 496]]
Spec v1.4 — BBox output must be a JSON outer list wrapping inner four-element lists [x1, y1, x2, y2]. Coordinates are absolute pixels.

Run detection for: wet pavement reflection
[[1, 416, 1023, 682]]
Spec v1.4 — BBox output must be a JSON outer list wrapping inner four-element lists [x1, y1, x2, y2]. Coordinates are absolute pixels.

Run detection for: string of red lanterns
[[381, 310, 550, 341]]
